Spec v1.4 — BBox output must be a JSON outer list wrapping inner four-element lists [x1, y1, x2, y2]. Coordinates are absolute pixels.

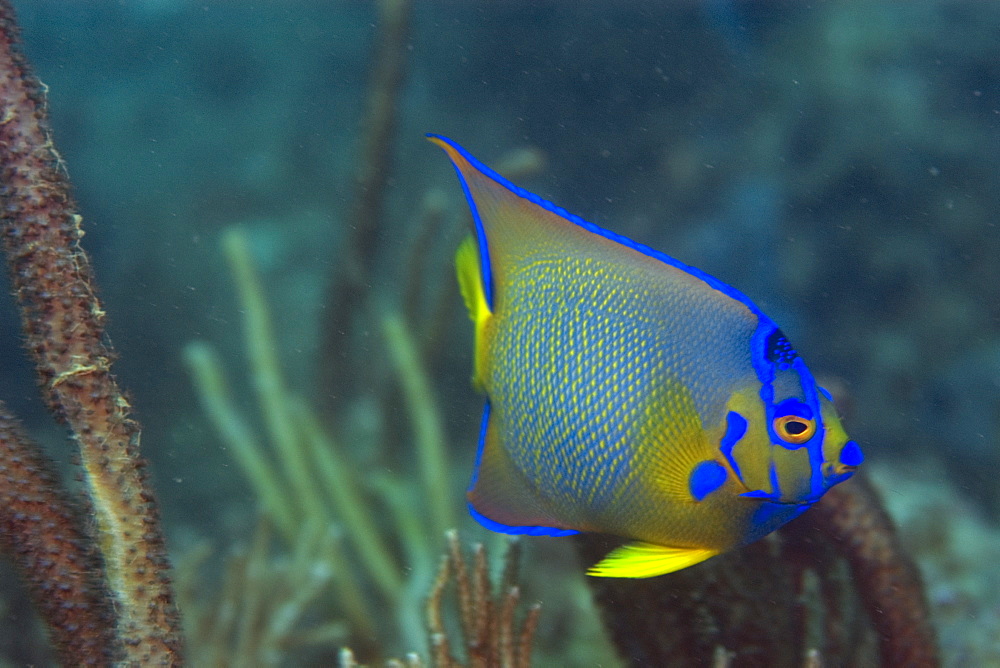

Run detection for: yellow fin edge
[[455, 235, 491, 390], [587, 541, 720, 578]]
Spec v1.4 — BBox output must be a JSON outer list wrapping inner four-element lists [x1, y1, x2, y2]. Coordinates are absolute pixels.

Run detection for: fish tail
[[455, 234, 491, 390]]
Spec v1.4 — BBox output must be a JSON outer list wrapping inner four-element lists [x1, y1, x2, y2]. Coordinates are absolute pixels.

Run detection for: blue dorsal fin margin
[[432, 134, 496, 310], [427, 133, 774, 325]]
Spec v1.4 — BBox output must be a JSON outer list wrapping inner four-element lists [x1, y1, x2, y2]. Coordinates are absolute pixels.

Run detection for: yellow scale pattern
[[487, 252, 728, 534]]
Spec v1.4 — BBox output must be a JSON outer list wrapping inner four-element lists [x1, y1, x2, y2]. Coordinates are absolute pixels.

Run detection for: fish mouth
[[740, 467, 857, 505], [740, 490, 821, 505]]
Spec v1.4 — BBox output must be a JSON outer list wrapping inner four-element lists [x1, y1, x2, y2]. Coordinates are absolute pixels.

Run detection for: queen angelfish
[[429, 134, 864, 578]]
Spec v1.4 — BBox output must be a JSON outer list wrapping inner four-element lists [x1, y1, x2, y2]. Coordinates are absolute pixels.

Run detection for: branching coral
[[176, 522, 350, 666], [426, 531, 540, 668], [185, 230, 386, 643], [184, 225, 456, 658], [0, 1, 181, 662], [338, 531, 540, 668]]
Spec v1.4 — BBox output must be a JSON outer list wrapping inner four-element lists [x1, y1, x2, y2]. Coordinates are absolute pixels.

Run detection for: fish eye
[[773, 415, 816, 444]]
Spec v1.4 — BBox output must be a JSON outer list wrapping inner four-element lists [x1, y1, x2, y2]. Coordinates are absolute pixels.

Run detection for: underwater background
[[0, 0, 997, 665]]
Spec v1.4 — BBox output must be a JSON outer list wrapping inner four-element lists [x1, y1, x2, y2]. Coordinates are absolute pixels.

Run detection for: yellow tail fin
[[455, 235, 491, 390]]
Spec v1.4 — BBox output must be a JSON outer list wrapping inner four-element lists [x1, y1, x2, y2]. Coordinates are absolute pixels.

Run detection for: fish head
[[726, 322, 863, 508], [746, 361, 863, 505], [817, 392, 864, 486]]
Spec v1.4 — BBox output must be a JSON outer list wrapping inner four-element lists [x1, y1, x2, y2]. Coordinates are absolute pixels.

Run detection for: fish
[[429, 134, 863, 578]]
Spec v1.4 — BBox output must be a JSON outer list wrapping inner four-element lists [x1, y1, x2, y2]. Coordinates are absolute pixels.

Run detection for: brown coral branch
[[343, 532, 539, 666], [319, 0, 412, 404], [0, 402, 115, 665], [805, 474, 939, 667], [579, 529, 874, 667], [581, 473, 939, 666], [426, 551, 457, 667], [0, 1, 182, 663], [426, 531, 539, 668]]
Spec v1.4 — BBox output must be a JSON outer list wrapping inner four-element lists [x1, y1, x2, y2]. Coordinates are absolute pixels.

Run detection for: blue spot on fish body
[[689, 460, 728, 501]]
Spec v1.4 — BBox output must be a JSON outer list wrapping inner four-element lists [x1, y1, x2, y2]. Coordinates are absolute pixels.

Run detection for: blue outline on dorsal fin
[[427, 133, 774, 324], [428, 134, 497, 310]]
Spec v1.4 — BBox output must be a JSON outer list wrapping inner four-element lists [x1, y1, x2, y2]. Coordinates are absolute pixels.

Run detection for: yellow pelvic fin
[[587, 541, 720, 578], [455, 234, 491, 390]]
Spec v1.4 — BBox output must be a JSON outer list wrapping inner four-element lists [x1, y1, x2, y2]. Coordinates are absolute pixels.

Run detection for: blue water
[[1, 1, 996, 664]]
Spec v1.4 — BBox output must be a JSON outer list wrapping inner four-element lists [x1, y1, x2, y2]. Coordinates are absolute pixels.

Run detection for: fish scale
[[494, 254, 713, 528]]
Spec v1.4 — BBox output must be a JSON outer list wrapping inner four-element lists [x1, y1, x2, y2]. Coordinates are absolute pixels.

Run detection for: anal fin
[[587, 541, 720, 578], [468, 404, 578, 537]]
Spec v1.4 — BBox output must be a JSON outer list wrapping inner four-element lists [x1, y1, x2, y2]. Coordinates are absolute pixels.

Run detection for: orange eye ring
[[773, 415, 816, 444]]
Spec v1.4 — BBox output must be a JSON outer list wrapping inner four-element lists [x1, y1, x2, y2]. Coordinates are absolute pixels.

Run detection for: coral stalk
[[319, 0, 412, 402], [805, 474, 939, 667], [0, 1, 181, 662], [382, 311, 455, 539], [217, 228, 378, 637], [426, 531, 540, 668], [0, 402, 115, 665]]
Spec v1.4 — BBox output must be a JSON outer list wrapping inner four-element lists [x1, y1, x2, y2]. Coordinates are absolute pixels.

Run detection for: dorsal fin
[[426, 133, 767, 322]]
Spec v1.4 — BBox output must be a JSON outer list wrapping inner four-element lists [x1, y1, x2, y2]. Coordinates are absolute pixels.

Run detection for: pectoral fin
[[587, 541, 720, 578]]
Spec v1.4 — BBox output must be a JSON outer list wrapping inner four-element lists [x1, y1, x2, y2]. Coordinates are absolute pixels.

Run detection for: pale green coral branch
[[222, 228, 328, 524], [183, 340, 298, 539], [292, 397, 404, 598], [219, 226, 375, 636], [381, 310, 455, 539]]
